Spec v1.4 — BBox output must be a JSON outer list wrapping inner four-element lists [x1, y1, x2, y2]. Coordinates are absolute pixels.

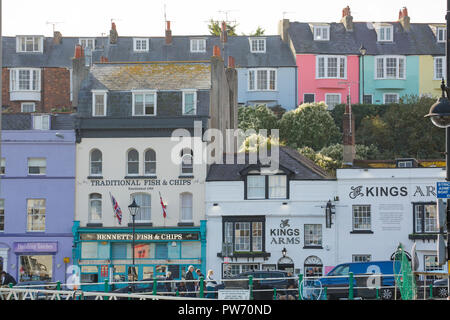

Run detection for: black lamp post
[[424, 0, 450, 279], [282, 247, 287, 258], [128, 199, 140, 281], [359, 44, 367, 104]]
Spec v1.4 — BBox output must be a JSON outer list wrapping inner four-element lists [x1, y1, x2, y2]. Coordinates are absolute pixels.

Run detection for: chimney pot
[[74, 44, 84, 59], [165, 20, 172, 45], [213, 45, 221, 57], [342, 6, 351, 18], [110, 22, 118, 44], [341, 6, 353, 31], [398, 7, 410, 31], [228, 56, 235, 68]]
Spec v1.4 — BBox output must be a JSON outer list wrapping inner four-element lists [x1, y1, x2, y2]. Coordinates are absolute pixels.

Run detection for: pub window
[[414, 203, 438, 234], [246, 174, 288, 200], [89, 193, 102, 222], [247, 175, 266, 199], [268, 175, 287, 199], [222, 263, 260, 279], [130, 193, 151, 222], [27, 199, 45, 231], [90, 149, 102, 176], [352, 205, 371, 231], [180, 148, 193, 176], [180, 192, 193, 222], [223, 217, 264, 253], [144, 149, 156, 175], [304, 256, 323, 277], [127, 149, 139, 176], [304, 224, 322, 247]]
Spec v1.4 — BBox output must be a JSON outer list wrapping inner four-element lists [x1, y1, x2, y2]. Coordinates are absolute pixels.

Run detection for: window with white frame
[[10, 68, 41, 91], [21, 102, 35, 113], [437, 27, 446, 43], [375, 56, 406, 79], [304, 224, 322, 247], [144, 149, 156, 175], [90, 149, 102, 176], [434, 57, 446, 80], [16, 36, 43, 53], [89, 193, 102, 222], [130, 193, 151, 222], [0, 158, 4, 175], [33, 115, 50, 130], [249, 38, 266, 53], [180, 148, 193, 176], [313, 26, 330, 41], [190, 39, 206, 52], [268, 175, 287, 199], [414, 203, 438, 233], [180, 192, 193, 222], [352, 205, 371, 231], [325, 93, 341, 109], [92, 91, 107, 116], [182, 91, 197, 115], [27, 199, 46, 231], [133, 92, 156, 116], [383, 93, 399, 104], [352, 255, 371, 262], [247, 175, 266, 199], [133, 38, 149, 52], [316, 56, 346, 79], [0, 199, 4, 232], [248, 69, 276, 91], [127, 149, 139, 175], [28, 158, 46, 175], [376, 25, 393, 42], [79, 38, 95, 49]]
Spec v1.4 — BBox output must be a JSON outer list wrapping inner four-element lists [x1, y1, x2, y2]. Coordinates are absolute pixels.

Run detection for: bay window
[[375, 56, 406, 79], [316, 56, 346, 79], [10, 68, 41, 91]]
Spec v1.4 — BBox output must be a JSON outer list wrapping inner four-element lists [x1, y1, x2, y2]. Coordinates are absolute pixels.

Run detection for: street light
[[282, 247, 287, 257], [359, 44, 367, 104], [128, 198, 140, 282]]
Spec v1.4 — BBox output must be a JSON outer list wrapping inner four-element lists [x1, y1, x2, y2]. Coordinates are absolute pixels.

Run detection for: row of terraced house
[[0, 6, 447, 288]]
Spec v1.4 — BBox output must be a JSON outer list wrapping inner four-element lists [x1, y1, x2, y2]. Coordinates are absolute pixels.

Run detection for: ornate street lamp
[[359, 44, 367, 104], [282, 247, 287, 258], [128, 198, 140, 281]]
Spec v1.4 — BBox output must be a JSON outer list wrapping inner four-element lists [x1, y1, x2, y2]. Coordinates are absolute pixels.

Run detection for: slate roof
[[206, 146, 333, 181], [1, 113, 75, 130], [288, 22, 445, 56], [87, 62, 212, 91]]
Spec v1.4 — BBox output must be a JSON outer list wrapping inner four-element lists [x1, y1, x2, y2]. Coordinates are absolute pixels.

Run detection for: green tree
[[208, 19, 237, 36], [238, 104, 279, 133], [279, 102, 341, 150], [249, 26, 265, 36]]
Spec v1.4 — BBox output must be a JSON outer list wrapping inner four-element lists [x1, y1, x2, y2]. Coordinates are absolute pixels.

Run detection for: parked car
[[222, 270, 295, 300], [433, 278, 449, 298], [318, 261, 402, 300]]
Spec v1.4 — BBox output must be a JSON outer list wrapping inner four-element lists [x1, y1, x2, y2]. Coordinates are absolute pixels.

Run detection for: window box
[[303, 246, 323, 250], [350, 230, 374, 234], [178, 222, 194, 227]]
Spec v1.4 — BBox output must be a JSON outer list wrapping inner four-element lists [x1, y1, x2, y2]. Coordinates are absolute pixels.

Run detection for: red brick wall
[[2, 67, 72, 113]]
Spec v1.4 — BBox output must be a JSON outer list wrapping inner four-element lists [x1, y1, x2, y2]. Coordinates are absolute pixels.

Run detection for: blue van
[[317, 261, 402, 300]]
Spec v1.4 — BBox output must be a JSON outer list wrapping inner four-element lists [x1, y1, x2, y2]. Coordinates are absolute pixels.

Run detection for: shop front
[[73, 221, 206, 291]]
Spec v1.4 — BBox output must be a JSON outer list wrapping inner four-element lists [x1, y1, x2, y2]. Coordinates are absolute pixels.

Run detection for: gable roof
[[206, 146, 333, 181]]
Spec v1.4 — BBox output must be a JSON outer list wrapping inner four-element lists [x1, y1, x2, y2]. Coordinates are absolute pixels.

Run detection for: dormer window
[[249, 38, 266, 53], [313, 26, 330, 41], [376, 25, 393, 42], [16, 36, 43, 53], [246, 173, 288, 200], [92, 90, 107, 117], [437, 27, 446, 43], [190, 39, 206, 52], [133, 38, 149, 52], [79, 38, 95, 49]]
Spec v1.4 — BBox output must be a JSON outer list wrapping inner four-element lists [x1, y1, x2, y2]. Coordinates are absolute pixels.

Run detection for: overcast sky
[[2, 0, 447, 37]]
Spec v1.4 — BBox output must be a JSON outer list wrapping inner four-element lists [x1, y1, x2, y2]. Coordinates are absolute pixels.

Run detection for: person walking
[[1, 271, 17, 287], [205, 269, 218, 299], [185, 265, 195, 297]]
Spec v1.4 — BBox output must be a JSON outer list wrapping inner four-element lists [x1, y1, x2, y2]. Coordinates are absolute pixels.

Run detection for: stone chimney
[[165, 21, 172, 45], [341, 6, 353, 32], [278, 19, 290, 42], [110, 22, 118, 44], [342, 97, 355, 166], [72, 45, 89, 109], [53, 31, 62, 45], [398, 7, 410, 31], [220, 21, 228, 43]]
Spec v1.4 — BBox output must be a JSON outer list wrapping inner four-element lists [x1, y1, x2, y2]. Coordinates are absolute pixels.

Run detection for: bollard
[[200, 276, 204, 298], [104, 279, 109, 300], [348, 272, 354, 300], [176, 289, 180, 297], [298, 274, 303, 300], [152, 278, 157, 295], [376, 287, 379, 300], [56, 281, 61, 300], [8, 283, 12, 288], [429, 284, 433, 299], [273, 288, 277, 300], [324, 287, 327, 300], [249, 275, 254, 300]]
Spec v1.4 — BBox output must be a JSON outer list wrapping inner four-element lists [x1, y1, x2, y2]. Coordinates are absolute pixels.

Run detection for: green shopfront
[[72, 221, 206, 291]]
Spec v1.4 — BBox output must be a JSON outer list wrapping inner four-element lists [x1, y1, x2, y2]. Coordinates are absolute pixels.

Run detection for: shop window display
[[19, 255, 52, 282]]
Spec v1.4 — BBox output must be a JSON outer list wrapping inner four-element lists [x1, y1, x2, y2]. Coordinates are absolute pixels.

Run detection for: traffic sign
[[437, 182, 450, 198]]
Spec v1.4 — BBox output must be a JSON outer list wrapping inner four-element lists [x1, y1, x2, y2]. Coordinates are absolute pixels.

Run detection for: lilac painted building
[[0, 113, 75, 284]]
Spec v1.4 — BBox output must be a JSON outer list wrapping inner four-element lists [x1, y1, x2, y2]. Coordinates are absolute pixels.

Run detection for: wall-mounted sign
[[218, 289, 250, 300], [348, 185, 436, 199], [13, 242, 58, 253], [269, 219, 300, 245], [80, 233, 199, 241], [90, 179, 192, 187]]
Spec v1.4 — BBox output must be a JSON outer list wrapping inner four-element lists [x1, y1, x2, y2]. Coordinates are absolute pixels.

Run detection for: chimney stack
[[74, 44, 84, 59], [213, 45, 221, 58], [342, 96, 355, 166], [278, 19, 290, 43], [228, 56, 235, 68], [100, 56, 109, 63], [220, 21, 228, 43], [53, 31, 62, 45], [165, 21, 172, 45], [398, 7, 410, 31], [110, 22, 118, 44], [341, 6, 353, 32]]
